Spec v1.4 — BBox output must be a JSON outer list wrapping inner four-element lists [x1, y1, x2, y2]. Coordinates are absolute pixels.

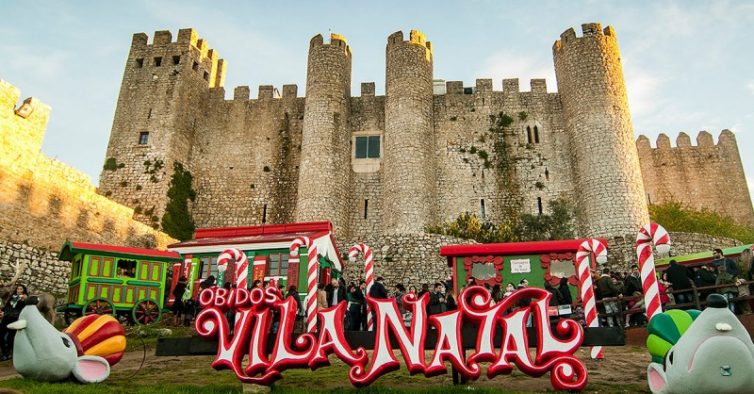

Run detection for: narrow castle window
[[355, 136, 381, 159], [364, 199, 369, 219], [192, 61, 199, 71], [172, 55, 181, 65], [147, 108, 152, 119], [138, 132, 149, 145], [153, 57, 162, 67], [480, 199, 486, 219], [526, 126, 533, 144], [135, 58, 144, 68], [537, 197, 543, 215], [545, 168, 550, 181], [203, 71, 209, 81], [647, 193, 652, 205], [534, 126, 540, 143], [262, 204, 268, 224]]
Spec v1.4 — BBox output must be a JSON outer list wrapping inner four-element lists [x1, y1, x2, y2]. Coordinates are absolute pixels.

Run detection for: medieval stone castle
[[98, 23, 754, 244]]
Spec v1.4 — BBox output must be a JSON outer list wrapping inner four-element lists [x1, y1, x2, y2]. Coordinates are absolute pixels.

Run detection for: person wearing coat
[[428, 283, 446, 316]]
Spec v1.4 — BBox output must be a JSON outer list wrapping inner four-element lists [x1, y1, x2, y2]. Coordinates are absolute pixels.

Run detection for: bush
[[160, 162, 196, 241], [649, 201, 754, 243], [103, 157, 119, 171], [427, 198, 576, 243]]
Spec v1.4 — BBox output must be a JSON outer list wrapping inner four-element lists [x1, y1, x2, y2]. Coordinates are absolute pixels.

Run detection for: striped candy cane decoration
[[348, 243, 374, 331], [290, 237, 319, 333], [636, 223, 671, 323], [576, 239, 607, 359], [218, 249, 248, 289]]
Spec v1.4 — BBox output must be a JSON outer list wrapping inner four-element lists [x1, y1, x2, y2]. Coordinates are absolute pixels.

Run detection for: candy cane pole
[[576, 239, 608, 359], [291, 237, 319, 332], [218, 249, 247, 287], [636, 223, 671, 323], [349, 243, 374, 331]]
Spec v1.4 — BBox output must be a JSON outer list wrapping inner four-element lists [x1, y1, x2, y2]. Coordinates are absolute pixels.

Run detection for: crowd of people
[[590, 247, 754, 328]]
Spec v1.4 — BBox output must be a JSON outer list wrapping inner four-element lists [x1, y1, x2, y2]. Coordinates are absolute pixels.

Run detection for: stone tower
[[553, 23, 649, 238], [99, 29, 225, 226], [382, 30, 437, 234], [295, 34, 352, 234]]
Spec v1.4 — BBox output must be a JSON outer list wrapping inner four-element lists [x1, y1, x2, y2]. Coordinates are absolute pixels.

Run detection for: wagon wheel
[[83, 298, 114, 316], [132, 299, 161, 325]]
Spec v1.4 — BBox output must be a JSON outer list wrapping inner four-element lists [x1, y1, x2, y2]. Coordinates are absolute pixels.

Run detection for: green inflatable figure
[[646, 294, 754, 394]]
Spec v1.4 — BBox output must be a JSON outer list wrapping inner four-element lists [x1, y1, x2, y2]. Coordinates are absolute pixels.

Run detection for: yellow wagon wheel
[[83, 298, 115, 316], [132, 298, 161, 325]]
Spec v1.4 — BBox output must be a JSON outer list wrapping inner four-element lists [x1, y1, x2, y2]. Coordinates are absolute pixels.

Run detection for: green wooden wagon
[[59, 241, 183, 325]]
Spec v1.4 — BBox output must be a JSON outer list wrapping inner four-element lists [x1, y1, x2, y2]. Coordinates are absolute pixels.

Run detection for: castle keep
[[99, 23, 754, 245]]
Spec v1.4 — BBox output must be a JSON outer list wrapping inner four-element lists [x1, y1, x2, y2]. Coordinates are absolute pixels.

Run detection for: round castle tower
[[553, 23, 649, 238], [382, 30, 437, 234], [296, 33, 352, 235]]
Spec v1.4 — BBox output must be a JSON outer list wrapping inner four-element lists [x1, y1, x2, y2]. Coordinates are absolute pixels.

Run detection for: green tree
[[649, 200, 754, 243], [161, 162, 196, 241]]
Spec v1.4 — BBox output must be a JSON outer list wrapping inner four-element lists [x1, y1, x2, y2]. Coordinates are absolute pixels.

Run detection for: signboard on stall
[[510, 258, 531, 274]]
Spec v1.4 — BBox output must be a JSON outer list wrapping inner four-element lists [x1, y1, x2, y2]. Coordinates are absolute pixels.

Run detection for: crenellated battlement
[[440, 78, 551, 95], [552, 23, 617, 52], [636, 130, 739, 150], [309, 33, 352, 57], [130, 28, 222, 61], [229, 84, 299, 101], [128, 28, 226, 88], [387, 30, 432, 61]]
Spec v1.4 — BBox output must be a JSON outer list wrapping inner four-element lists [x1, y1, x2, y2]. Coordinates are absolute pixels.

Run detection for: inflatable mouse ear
[[647, 363, 667, 394], [72, 355, 111, 383]]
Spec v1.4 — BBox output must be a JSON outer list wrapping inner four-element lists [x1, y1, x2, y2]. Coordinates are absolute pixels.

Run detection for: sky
[[1, 0, 753, 207]]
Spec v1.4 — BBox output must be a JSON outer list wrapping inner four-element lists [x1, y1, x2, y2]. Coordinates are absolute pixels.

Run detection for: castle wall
[[99, 29, 225, 227], [433, 78, 575, 226], [382, 30, 437, 234], [553, 24, 649, 238], [94, 25, 752, 255], [0, 80, 176, 294], [348, 85, 385, 239], [637, 131, 754, 226], [295, 34, 353, 235], [191, 87, 304, 228]]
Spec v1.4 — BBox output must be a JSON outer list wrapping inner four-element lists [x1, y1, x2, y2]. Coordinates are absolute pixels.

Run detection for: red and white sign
[[195, 285, 588, 390]]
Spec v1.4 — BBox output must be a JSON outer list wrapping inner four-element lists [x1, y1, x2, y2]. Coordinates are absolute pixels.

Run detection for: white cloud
[[3, 45, 69, 82], [623, 66, 663, 118], [747, 80, 754, 95], [476, 51, 556, 92]]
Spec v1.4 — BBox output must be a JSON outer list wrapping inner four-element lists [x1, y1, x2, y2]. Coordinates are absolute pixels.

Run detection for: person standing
[[316, 283, 328, 310], [171, 276, 187, 326], [715, 264, 738, 313], [368, 277, 388, 299], [664, 260, 694, 307], [712, 248, 739, 276], [596, 268, 621, 327], [346, 284, 364, 330], [0, 284, 27, 360], [326, 278, 346, 307], [428, 283, 446, 316]]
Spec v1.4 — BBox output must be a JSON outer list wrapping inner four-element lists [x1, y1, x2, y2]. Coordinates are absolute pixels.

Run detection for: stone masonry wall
[[95, 25, 751, 251], [99, 29, 225, 228], [637, 131, 754, 227], [553, 24, 650, 238], [338, 234, 476, 290], [0, 241, 70, 296], [0, 80, 176, 294]]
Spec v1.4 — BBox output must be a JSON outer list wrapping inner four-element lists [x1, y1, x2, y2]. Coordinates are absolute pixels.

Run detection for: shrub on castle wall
[[427, 198, 576, 243], [649, 201, 754, 243], [160, 162, 196, 241]]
